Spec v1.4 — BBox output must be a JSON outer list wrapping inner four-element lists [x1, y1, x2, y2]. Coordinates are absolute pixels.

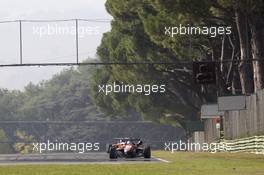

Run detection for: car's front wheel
[[143, 146, 151, 158]]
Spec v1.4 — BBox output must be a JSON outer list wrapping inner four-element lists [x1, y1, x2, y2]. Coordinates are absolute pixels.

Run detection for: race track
[[0, 152, 168, 165]]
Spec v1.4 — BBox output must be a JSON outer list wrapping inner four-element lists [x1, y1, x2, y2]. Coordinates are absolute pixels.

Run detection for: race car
[[107, 138, 151, 159]]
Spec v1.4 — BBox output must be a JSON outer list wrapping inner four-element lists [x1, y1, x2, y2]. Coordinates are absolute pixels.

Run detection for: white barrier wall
[[217, 136, 264, 154]]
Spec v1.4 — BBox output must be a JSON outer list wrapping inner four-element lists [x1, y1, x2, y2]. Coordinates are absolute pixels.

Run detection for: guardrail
[[218, 136, 264, 154]]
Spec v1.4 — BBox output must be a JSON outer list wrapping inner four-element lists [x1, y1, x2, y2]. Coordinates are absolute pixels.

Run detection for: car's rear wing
[[113, 138, 141, 142]]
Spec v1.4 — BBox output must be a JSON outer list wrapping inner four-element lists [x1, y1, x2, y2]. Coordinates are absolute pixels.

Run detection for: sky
[[0, 0, 111, 90]]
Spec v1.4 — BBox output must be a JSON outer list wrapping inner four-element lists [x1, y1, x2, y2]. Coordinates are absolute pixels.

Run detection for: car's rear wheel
[[109, 147, 117, 159], [143, 146, 151, 158], [106, 144, 112, 153]]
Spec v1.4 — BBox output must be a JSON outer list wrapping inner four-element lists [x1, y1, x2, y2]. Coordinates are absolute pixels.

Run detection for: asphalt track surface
[[0, 152, 168, 165]]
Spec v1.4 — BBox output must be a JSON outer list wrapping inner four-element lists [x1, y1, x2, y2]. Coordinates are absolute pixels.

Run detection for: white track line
[[152, 157, 170, 163]]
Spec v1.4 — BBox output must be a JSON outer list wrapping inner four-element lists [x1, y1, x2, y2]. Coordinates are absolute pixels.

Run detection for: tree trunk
[[249, 16, 264, 92], [235, 10, 254, 94], [232, 64, 242, 94]]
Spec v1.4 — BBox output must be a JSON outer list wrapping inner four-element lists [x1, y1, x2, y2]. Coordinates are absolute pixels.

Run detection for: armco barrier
[[217, 136, 264, 154]]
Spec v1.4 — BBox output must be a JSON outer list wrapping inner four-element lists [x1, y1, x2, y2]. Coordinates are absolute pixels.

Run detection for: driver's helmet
[[137, 140, 143, 145], [126, 141, 132, 145]]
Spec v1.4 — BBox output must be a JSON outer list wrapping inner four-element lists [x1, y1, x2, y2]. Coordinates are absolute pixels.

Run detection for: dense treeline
[[0, 66, 101, 122], [0, 65, 183, 153], [0, 66, 104, 153], [90, 0, 264, 128]]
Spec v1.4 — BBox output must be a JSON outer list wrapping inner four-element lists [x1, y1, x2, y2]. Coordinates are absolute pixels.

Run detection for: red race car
[[107, 138, 151, 159]]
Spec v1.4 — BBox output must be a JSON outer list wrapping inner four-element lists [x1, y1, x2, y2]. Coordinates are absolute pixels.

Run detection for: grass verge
[[0, 151, 263, 175]]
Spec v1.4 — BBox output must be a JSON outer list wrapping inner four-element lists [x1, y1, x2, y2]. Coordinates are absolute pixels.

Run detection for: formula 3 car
[[107, 138, 151, 159]]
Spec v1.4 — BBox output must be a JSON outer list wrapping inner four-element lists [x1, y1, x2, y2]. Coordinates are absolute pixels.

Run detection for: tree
[[91, 0, 219, 129], [214, 0, 264, 93], [91, 0, 264, 129]]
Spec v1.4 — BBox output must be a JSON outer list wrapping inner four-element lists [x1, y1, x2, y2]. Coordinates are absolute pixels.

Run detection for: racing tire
[[143, 146, 151, 158], [106, 144, 112, 153], [109, 147, 118, 159]]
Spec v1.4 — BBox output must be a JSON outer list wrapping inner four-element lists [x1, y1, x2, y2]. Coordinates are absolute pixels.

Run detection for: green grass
[[0, 151, 263, 175]]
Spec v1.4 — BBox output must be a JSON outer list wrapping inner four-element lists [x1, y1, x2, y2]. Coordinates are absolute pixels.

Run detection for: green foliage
[[93, 0, 264, 126], [14, 130, 35, 154], [90, 0, 224, 128], [0, 129, 14, 154], [0, 63, 183, 153], [0, 66, 107, 153]]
